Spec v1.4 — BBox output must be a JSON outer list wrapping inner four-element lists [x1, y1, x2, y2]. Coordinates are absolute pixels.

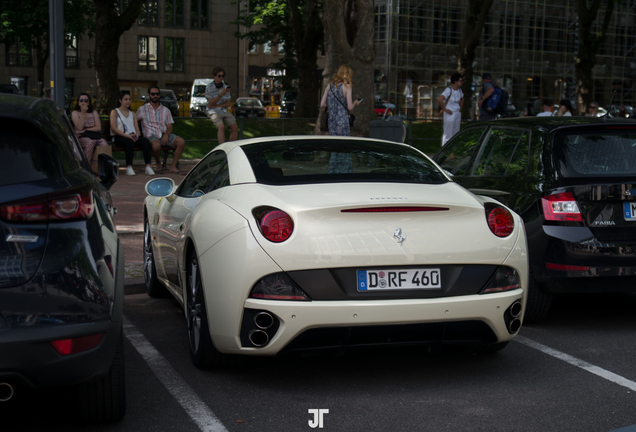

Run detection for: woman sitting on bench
[[72, 93, 108, 163], [110, 91, 154, 176]]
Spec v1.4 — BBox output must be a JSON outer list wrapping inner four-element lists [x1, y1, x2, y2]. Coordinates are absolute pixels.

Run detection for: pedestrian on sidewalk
[[478, 73, 496, 122], [110, 91, 154, 176], [438, 73, 464, 146], [206, 67, 238, 144], [137, 86, 186, 174]]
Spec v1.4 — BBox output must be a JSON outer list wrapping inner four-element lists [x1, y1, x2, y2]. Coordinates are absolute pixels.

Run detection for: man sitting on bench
[[137, 85, 186, 174]]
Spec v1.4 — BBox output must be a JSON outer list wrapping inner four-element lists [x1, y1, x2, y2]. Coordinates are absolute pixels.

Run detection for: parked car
[[160, 89, 180, 118], [143, 136, 528, 367], [433, 117, 636, 323], [374, 100, 393, 117], [0, 84, 20, 94], [279, 90, 297, 117], [0, 94, 124, 421], [234, 97, 266, 117], [190, 78, 214, 117]]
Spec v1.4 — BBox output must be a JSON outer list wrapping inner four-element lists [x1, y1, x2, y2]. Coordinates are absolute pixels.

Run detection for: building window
[[165, 0, 184, 27], [139, 0, 159, 26], [191, 0, 209, 30], [248, 39, 257, 54], [165, 37, 185, 72], [138, 36, 158, 71], [65, 78, 75, 98], [278, 42, 285, 54], [264, 42, 272, 54], [5, 38, 32, 67], [65, 34, 79, 69]]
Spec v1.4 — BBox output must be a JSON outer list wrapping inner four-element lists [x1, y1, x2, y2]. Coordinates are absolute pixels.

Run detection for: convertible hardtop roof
[[474, 116, 636, 133], [215, 135, 415, 154]]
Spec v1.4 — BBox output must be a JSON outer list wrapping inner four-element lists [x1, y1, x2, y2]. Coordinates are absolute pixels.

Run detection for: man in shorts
[[206, 67, 238, 144], [137, 85, 186, 174]]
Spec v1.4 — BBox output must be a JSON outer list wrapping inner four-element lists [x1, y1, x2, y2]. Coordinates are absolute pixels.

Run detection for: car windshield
[[238, 99, 263, 107], [241, 139, 448, 185], [193, 85, 207, 97], [554, 128, 636, 177], [283, 92, 297, 101], [161, 91, 176, 100]]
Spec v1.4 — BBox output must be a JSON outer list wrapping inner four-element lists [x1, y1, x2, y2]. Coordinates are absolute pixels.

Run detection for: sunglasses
[[149, 92, 160, 96], [590, 106, 598, 109], [79, 98, 89, 102], [216, 74, 225, 78]]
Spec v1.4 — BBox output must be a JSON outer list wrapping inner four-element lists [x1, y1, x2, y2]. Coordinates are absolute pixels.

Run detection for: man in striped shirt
[[137, 85, 186, 174]]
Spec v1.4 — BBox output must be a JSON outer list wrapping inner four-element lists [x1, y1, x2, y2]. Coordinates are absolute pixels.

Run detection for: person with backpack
[[437, 73, 464, 146], [478, 73, 496, 121]]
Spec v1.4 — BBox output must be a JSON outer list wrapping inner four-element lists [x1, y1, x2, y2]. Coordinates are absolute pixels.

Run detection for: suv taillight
[[541, 192, 583, 222], [253, 206, 294, 243], [0, 189, 95, 222]]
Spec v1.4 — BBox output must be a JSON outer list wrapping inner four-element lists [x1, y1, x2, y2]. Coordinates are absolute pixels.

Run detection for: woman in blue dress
[[320, 65, 361, 172]]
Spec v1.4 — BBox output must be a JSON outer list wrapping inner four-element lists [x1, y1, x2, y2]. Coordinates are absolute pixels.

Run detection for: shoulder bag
[[330, 85, 356, 127]]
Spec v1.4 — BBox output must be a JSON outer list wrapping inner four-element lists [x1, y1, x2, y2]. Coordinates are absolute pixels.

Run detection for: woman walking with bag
[[71, 93, 108, 162], [320, 64, 361, 136], [110, 91, 154, 176], [437, 73, 464, 146]]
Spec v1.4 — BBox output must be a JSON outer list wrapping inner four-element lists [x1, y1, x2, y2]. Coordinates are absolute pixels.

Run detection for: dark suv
[[434, 117, 636, 323], [0, 94, 124, 421]]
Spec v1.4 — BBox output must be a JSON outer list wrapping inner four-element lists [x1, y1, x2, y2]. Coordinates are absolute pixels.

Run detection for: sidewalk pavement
[[109, 159, 199, 294]]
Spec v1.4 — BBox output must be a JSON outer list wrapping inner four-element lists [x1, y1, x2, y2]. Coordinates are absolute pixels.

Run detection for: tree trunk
[[457, 0, 494, 119], [288, 0, 322, 118], [576, 0, 614, 115], [317, 0, 375, 136], [35, 37, 49, 97], [93, 0, 145, 113]]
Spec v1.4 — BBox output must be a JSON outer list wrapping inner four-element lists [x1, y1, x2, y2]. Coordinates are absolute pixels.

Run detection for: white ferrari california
[[143, 136, 528, 367]]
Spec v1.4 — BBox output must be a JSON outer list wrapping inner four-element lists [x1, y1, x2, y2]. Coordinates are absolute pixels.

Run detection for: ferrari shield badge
[[393, 228, 406, 246]]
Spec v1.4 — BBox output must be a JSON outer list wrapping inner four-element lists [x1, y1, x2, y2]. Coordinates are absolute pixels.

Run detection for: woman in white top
[[438, 73, 464, 146], [110, 91, 154, 176]]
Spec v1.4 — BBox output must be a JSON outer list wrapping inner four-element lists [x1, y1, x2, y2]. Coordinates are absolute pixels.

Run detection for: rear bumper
[[532, 225, 636, 293]]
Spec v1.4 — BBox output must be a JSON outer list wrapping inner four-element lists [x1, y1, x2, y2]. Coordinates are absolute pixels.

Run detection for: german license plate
[[357, 269, 441, 291], [624, 202, 636, 221]]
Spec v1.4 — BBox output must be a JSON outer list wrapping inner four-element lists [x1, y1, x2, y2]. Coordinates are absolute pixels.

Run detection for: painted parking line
[[515, 336, 636, 392], [123, 317, 228, 432]]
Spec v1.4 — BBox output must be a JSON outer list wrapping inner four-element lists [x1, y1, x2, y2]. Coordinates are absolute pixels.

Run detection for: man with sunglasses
[[137, 85, 186, 174], [586, 102, 600, 117], [205, 67, 238, 144]]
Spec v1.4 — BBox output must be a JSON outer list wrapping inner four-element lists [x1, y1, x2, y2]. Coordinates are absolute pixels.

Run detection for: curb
[[117, 225, 144, 234]]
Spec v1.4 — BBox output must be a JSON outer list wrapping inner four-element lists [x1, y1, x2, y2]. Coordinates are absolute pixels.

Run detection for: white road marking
[[515, 335, 636, 392], [123, 317, 228, 432]]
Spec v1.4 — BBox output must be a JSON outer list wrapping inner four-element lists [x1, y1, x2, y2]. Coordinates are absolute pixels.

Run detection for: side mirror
[[145, 178, 176, 197], [98, 154, 119, 190]]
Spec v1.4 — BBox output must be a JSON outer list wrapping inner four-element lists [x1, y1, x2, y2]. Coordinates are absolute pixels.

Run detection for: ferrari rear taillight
[[253, 207, 294, 243], [481, 266, 521, 294], [486, 205, 514, 237], [0, 189, 95, 222], [249, 273, 310, 301], [541, 192, 583, 222]]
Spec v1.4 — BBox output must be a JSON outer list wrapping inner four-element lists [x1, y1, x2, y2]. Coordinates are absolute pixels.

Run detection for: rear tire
[[524, 269, 553, 324], [144, 217, 168, 298], [76, 329, 126, 423], [187, 255, 234, 368]]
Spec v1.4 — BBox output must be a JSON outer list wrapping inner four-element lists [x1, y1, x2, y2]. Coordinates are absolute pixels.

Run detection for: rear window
[[161, 91, 176, 100], [241, 139, 448, 185], [238, 99, 263, 107], [193, 85, 207, 97], [554, 128, 636, 177], [0, 118, 78, 186]]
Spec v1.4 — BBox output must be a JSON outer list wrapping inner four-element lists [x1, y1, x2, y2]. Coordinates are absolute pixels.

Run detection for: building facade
[[374, 0, 636, 118]]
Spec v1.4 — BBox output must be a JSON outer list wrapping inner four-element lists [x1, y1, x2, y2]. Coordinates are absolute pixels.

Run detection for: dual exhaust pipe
[[507, 301, 522, 334], [248, 312, 274, 347], [0, 382, 14, 402]]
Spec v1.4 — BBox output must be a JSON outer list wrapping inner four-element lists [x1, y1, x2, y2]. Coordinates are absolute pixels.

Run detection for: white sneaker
[[145, 166, 156, 175], [126, 166, 136, 176]]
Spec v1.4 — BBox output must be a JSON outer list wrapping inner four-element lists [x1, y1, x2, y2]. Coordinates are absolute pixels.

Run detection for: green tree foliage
[[0, 0, 95, 96], [234, 0, 323, 117]]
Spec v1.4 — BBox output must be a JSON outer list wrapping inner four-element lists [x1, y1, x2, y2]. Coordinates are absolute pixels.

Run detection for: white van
[[190, 79, 214, 117]]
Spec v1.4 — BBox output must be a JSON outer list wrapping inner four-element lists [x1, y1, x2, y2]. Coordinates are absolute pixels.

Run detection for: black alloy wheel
[[186, 255, 231, 368], [144, 218, 168, 297], [523, 268, 553, 325]]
